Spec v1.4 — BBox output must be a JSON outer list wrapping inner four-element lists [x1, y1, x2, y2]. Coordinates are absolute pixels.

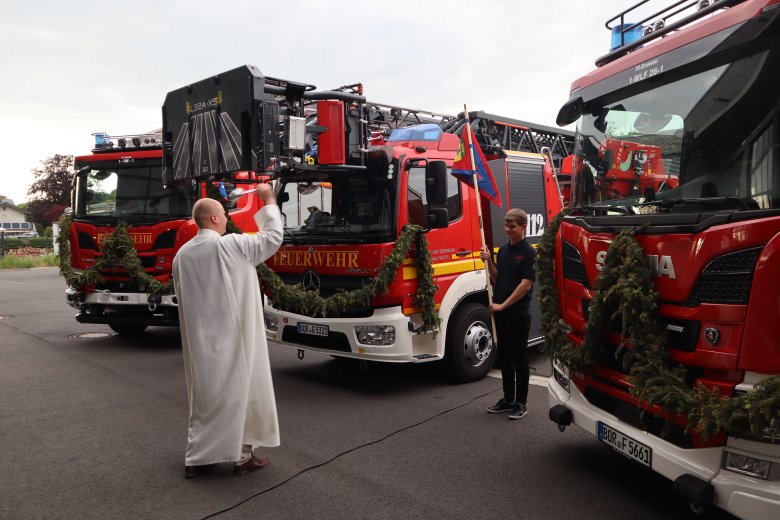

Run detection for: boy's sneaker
[[508, 403, 528, 420], [487, 398, 514, 414]]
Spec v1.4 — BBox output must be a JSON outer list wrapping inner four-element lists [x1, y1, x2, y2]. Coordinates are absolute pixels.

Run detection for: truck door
[[406, 165, 475, 300], [488, 155, 549, 346]]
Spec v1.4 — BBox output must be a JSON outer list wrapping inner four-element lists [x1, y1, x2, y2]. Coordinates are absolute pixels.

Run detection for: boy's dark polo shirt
[[492, 238, 536, 316]]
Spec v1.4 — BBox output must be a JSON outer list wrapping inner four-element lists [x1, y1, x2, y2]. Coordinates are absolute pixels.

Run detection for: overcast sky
[[1, 0, 644, 204]]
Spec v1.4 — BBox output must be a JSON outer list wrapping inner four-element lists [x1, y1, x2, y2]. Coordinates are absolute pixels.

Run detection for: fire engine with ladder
[[162, 65, 574, 382]]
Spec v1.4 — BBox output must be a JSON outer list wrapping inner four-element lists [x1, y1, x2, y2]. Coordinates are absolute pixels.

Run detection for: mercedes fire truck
[[162, 65, 574, 382], [547, 0, 779, 517]]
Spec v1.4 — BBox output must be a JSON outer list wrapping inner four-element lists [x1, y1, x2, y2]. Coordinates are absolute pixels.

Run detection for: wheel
[[109, 323, 148, 336], [444, 302, 496, 382]]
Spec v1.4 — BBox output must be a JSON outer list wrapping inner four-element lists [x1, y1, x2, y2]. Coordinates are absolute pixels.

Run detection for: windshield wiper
[[283, 228, 301, 244], [77, 215, 119, 223], [319, 224, 364, 243], [583, 204, 633, 215], [642, 197, 757, 211]]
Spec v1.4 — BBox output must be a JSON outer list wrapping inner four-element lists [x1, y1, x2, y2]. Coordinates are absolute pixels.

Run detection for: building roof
[[0, 199, 25, 213]]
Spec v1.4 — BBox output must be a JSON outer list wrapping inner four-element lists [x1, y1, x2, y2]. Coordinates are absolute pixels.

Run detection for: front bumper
[[548, 375, 780, 519], [65, 287, 179, 326], [264, 303, 439, 362]]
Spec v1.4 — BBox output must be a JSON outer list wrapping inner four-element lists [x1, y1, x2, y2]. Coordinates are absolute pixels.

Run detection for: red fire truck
[[547, 0, 779, 517], [162, 65, 574, 382], [63, 133, 266, 335], [261, 111, 572, 382]]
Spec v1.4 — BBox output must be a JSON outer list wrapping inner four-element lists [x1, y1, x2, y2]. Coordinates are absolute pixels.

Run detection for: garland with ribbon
[[57, 214, 174, 296], [58, 208, 440, 334], [257, 224, 441, 335], [537, 212, 779, 440]]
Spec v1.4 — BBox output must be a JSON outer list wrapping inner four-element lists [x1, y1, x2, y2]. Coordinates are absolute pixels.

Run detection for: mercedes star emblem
[[301, 270, 321, 292]]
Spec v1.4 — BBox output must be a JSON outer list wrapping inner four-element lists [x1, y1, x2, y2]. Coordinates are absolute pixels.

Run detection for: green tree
[[26, 155, 74, 227]]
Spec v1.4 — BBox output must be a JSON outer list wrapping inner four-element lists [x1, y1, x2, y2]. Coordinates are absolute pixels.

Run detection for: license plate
[[297, 322, 329, 337], [598, 422, 652, 467]]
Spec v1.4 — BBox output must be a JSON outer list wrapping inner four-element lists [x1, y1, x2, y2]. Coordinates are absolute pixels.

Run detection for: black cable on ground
[[198, 385, 502, 520]]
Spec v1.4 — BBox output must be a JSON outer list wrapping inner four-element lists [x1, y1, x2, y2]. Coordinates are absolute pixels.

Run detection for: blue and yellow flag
[[451, 125, 502, 207]]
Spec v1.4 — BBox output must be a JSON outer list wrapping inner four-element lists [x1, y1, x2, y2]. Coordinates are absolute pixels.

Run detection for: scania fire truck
[[547, 0, 779, 517], [64, 132, 266, 335], [162, 65, 574, 382]]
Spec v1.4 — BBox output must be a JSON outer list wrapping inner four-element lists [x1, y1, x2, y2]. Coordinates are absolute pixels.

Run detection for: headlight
[[355, 325, 395, 346], [264, 315, 279, 332], [723, 451, 772, 480]]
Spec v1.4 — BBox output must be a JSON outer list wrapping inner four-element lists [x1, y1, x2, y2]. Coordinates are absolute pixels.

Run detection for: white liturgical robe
[[173, 205, 283, 465]]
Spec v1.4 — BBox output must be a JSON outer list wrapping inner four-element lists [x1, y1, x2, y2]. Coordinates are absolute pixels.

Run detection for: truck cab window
[[83, 171, 118, 215], [75, 163, 194, 220], [277, 168, 396, 243], [407, 166, 461, 227]]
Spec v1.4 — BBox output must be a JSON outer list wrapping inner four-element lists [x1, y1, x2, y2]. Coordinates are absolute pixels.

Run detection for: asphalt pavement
[[0, 267, 739, 520]]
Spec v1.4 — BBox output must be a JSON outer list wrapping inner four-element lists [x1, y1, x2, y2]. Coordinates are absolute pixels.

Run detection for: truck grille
[[582, 299, 699, 353], [281, 326, 352, 352], [77, 231, 99, 250], [688, 247, 762, 305], [584, 387, 694, 449], [152, 230, 177, 249], [562, 241, 589, 287], [277, 274, 374, 317], [98, 255, 156, 275]]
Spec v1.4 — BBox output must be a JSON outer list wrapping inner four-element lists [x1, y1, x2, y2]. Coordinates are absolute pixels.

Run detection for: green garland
[[57, 214, 173, 296], [257, 224, 441, 335], [58, 198, 440, 334], [537, 212, 780, 440]]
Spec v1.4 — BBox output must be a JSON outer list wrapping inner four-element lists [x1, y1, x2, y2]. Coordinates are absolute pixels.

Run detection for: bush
[[29, 237, 53, 248], [2, 238, 25, 249], [0, 237, 53, 249]]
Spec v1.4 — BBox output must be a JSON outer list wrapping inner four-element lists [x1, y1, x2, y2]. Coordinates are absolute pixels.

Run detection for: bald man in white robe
[[173, 185, 283, 479]]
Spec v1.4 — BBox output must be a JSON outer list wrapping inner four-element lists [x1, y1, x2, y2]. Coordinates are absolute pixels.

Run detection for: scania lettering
[[595, 250, 676, 279]]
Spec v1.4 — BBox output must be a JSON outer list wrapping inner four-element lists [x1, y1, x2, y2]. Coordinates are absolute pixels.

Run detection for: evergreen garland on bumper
[[57, 215, 174, 296], [257, 224, 441, 335], [536, 212, 779, 440]]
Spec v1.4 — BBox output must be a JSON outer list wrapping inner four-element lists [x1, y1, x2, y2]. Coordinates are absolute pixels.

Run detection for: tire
[[444, 302, 496, 383], [109, 323, 148, 336]]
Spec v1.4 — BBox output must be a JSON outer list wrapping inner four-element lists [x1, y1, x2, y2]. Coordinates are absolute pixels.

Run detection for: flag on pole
[[451, 125, 502, 207]]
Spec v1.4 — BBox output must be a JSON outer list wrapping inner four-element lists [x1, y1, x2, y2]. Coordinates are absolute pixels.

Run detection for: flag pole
[[463, 105, 498, 345]]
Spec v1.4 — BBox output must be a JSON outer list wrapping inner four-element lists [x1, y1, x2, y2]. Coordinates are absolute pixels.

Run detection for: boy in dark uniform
[[480, 208, 536, 420]]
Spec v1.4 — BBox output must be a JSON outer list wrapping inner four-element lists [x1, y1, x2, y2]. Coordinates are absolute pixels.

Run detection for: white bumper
[[65, 287, 178, 309], [263, 303, 439, 363], [548, 376, 780, 519]]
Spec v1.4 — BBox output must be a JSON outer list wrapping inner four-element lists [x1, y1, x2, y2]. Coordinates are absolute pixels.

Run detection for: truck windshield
[[74, 161, 195, 220], [277, 166, 396, 244], [573, 47, 779, 214]]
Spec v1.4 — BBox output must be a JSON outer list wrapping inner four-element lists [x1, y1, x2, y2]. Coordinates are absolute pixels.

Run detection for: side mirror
[[425, 160, 448, 206], [426, 208, 448, 229]]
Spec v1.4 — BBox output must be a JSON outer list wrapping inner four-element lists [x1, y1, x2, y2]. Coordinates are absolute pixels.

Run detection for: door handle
[[455, 250, 471, 257]]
